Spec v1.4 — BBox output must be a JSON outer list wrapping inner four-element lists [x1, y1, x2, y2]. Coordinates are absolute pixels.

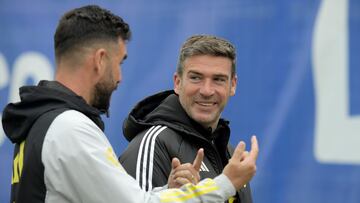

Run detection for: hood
[[123, 90, 192, 141], [123, 90, 229, 142], [2, 80, 104, 143]]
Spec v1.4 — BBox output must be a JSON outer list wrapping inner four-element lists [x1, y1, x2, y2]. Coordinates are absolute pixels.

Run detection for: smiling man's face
[[174, 54, 237, 130]]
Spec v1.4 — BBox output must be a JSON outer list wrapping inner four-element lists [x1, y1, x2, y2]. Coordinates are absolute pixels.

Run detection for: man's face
[[174, 55, 237, 130], [92, 39, 127, 112]]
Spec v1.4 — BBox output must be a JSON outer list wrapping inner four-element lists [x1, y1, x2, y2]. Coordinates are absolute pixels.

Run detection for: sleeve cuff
[[151, 184, 168, 192], [213, 174, 236, 198]]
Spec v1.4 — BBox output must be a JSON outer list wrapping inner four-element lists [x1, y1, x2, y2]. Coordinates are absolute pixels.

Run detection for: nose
[[199, 79, 215, 97]]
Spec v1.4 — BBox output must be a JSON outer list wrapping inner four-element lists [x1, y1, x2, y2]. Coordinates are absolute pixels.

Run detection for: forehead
[[183, 55, 232, 75], [116, 38, 127, 57]]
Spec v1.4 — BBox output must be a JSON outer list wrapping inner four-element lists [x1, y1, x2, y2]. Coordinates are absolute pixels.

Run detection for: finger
[[171, 163, 200, 184], [172, 163, 192, 171], [192, 148, 204, 172], [172, 157, 181, 169], [231, 141, 246, 160], [175, 177, 192, 186], [241, 151, 249, 161], [173, 170, 197, 183], [249, 135, 259, 160]]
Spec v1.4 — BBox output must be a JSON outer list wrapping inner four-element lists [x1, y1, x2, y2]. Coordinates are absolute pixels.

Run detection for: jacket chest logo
[[199, 161, 210, 172]]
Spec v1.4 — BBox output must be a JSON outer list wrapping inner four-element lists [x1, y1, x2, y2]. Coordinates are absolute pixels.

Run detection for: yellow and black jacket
[[3, 80, 104, 203]]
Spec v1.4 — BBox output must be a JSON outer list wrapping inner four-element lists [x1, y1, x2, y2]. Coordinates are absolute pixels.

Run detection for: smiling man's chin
[[193, 111, 217, 122]]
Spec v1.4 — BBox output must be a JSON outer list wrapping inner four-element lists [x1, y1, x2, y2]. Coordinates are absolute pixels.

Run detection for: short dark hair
[[54, 5, 131, 61], [177, 35, 236, 77]]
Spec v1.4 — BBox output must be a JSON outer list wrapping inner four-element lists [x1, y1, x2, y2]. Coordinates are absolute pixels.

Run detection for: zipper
[[192, 133, 224, 174]]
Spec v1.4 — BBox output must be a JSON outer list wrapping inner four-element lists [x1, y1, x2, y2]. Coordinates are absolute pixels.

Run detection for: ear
[[93, 48, 107, 78], [173, 72, 181, 94], [230, 74, 237, 96]]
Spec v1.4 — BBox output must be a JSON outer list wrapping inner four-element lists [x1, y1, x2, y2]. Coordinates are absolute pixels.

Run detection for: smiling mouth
[[196, 102, 216, 107]]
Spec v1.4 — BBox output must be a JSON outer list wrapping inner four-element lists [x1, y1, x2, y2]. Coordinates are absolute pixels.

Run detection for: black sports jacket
[[119, 90, 253, 203]]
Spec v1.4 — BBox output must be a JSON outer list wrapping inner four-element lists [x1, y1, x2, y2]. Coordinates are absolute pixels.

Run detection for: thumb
[[172, 157, 181, 169], [192, 148, 204, 172]]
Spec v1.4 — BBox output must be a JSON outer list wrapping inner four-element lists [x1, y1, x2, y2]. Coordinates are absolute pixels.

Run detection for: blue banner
[[1, 0, 359, 202]]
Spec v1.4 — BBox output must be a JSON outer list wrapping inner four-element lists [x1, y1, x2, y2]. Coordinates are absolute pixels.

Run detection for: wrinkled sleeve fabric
[[42, 110, 235, 203]]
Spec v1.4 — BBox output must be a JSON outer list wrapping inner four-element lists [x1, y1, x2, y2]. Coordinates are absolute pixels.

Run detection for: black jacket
[[2, 80, 103, 203], [119, 90, 252, 203]]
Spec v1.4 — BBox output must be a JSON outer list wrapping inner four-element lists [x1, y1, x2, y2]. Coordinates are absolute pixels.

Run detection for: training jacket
[[119, 90, 253, 203], [2, 81, 236, 203]]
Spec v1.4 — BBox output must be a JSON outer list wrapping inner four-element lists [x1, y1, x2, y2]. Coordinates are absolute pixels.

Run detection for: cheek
[[183, 83, 200, 95], [219, 88, 229, 98], [220, 90, 232, 104], [112, 66, 120, 81]]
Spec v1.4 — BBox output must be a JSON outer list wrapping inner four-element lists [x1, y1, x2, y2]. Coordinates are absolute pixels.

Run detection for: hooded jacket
[[119, 90, 253, 203], [2, 81, 239, 203], [2, 80, 104, 202]]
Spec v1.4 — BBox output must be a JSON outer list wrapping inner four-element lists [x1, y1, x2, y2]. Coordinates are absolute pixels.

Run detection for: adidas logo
[[200, 161, 210, 172]]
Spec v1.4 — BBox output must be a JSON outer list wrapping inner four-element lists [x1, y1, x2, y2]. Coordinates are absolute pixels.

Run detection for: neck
[[55, 66, 93, 105]]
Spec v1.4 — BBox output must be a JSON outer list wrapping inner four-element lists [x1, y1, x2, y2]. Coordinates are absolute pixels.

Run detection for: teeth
[[198, 102, 214, 106]]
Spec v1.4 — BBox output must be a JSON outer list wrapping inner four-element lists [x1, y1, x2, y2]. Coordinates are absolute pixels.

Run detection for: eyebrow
[[188, 70, 201, 75], [188, 70, 229, 78], [214, 74, 229, 78]]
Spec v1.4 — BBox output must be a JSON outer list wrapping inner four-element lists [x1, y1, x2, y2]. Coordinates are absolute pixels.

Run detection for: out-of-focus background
[[1, 0, 360, 202]]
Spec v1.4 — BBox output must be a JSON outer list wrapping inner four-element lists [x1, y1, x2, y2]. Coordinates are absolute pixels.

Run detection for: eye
[[190, 75, 201, 80], [188, 73, 202, 82], [120, 54, 127, 66], [214, 77, 227, 83]]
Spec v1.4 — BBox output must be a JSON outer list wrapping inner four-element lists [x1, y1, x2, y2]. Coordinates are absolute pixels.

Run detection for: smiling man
[[120, 35, 253, 203]]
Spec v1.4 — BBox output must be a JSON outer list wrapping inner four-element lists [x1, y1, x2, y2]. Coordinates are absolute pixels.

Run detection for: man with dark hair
[[2, 6, 258, 203], [120, 35, 254, 202]]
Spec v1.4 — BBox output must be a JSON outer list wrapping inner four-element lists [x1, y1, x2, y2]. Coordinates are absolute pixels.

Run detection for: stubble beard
[[92, 78, 117, 113]]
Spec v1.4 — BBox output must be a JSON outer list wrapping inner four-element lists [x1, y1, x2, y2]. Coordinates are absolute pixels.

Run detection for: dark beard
[[92, 81, 114, 114]]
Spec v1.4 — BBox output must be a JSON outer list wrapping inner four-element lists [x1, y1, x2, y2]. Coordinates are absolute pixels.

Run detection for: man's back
[[2, 81, 105, 202]]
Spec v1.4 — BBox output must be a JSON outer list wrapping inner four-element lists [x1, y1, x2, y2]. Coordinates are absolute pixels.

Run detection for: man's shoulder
[[53, 110, 94, 125], [43, 109, 106, 157], [47, 109, 101, 137]]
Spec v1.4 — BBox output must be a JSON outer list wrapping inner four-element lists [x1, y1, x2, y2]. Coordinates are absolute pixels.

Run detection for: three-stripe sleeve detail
[[135, 125, 167, 191]]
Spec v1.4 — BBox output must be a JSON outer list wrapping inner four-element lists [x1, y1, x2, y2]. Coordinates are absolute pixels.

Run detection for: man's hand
[[168, 148, 204, 188], [222, 135, 259, 190]]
